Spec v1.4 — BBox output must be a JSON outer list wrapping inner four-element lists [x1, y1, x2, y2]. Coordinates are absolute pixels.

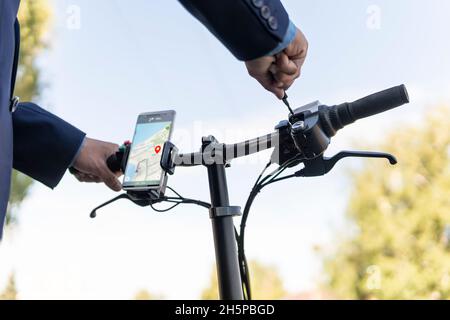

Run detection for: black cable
[[263, 173, 297, 186], [157, 160, 297, 300], [242, 253, 251, 299], [144, 172, 301, 300], [238, 162, 275, 300], [148, 187, 211, 213], [262, 156, 301, 186], [239, 158, 298, 252], [237, 156, 301, 300], [237, 161, 272, 299], [165, 197, 211, 209], [167, 186, 184, 199], [179, 199, 211, 209], [234, 227, 248, 299], [150, 202, 181, 212]]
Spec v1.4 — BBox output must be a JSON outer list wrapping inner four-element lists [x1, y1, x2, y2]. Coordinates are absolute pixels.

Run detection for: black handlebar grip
[[321, 85, 410, 136], [106, 152, 123, 173], [345, 84, 409, 122]]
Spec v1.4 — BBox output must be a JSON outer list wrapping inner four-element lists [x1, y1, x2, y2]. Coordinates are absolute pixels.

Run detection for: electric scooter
[[88, 85, 410, 300]]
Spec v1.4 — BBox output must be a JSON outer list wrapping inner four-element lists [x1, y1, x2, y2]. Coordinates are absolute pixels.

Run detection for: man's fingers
[[74, 173, 87, 183], [272, 74, 298, 90], [104, 176, 122, 192], [98, 165, 122, 191], [244, 26, 307, 100], [267, 85, 285, 99], [268, 63, 277, 76], [74, 172, 102, 183], [245, 57, 292, 99], [104, 174, 122, 192], [276, 53, 298, 75], [75, 165, 120, 188], [97, 141, 122, 191], [269, 60, 300, 90], [273, 72, 294, 85], [257, 76, 286, 99], [257, 80, 284, 99], [293, 56, 307, 74], [87, 175, 103, 183]]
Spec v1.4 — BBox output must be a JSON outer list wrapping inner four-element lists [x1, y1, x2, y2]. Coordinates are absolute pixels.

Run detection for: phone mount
[[89, 141, 178, 218]]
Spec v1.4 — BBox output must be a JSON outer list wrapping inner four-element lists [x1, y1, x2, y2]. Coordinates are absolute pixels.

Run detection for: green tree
[[201, 260, 286, 300], [0, 274, 18, 300], [134, 289, 164, 300], [7, 0, 52, 226], [324, 107, 450, 300]]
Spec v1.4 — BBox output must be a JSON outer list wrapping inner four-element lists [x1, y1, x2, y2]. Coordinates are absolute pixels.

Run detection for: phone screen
[[123, 111, 175, 189]]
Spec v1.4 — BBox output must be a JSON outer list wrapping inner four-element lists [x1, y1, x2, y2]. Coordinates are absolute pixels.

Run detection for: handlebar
[[320, 85, 410, 136], [174, 133, 279, 167], [106, 85, 410, 171], [345, 84, 409, 121]]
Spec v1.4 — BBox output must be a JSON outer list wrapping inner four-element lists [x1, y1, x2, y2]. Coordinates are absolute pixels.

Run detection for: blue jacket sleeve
[[178, 0, 290, 61], [12, 102, 86, 188]]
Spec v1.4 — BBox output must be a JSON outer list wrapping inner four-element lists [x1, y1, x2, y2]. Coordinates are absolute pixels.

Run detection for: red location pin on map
[[155, 145, 161, 154]]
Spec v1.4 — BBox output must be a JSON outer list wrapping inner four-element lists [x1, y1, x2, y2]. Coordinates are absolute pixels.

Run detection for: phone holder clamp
[[90, 141, 179, 218], [160, 141, 178, 175]]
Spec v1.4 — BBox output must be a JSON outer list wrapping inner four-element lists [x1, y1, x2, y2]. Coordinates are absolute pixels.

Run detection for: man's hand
[[246, 55, 285, 99], [72, 137, 122, 191], [271, 28, 308, 92], [245, 27, 308, 99]]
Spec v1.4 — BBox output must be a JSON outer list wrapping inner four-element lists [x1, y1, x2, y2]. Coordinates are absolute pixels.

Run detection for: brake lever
[[90, 190, 163, 218], [296, 150, 397, 177]]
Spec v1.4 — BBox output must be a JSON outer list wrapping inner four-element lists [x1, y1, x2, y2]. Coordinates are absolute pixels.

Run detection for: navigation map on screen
[[123, 120, 172, 187]]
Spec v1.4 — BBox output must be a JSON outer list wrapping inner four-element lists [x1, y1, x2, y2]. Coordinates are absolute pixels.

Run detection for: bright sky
[[1, 0, 450, 299]]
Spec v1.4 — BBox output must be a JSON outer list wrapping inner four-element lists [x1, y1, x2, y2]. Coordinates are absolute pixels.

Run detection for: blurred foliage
[[201, 260, 286, 300], [6, 171, 33, 225], [7, 0, 52, 226], [134, 289, 164, 300], [324, 107, 450, 300], [16, 0, 52, 101], [0, 274, 18, 300]]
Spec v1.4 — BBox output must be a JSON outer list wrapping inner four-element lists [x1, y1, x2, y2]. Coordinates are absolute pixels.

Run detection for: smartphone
[[123, 110, 176, 193]]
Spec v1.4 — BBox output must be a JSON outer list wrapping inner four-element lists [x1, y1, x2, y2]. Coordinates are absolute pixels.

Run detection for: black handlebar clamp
[[106, 140, 132, 173]]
